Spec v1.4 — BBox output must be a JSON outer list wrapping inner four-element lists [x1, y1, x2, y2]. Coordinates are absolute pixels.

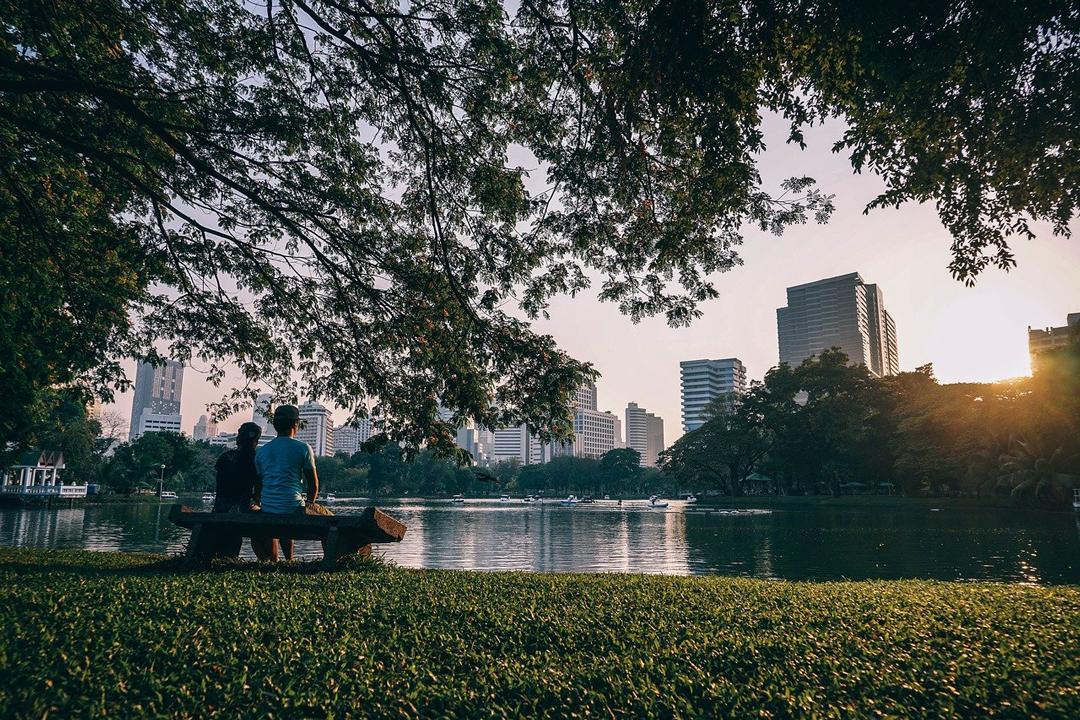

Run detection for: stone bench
[[169, 504, 406, 568]]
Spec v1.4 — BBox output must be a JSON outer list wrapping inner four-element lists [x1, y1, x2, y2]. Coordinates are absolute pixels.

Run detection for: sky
[[102, 114, 1080, 444]]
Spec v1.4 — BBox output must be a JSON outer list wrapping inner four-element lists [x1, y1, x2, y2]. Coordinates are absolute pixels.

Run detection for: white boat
[[603, 495, 610, 501], [560, 495, 579, 505], [648, 495, 669, 509], [160, 491, 178, 500], [499, 494, 510, 502], [201, 492, 215, 503], [685, 495, 698, 503], [326, 493, 338, 503], [450, 494, 465, 503], [1073, 488, 1080, 512], [523, 495, 537, 503]]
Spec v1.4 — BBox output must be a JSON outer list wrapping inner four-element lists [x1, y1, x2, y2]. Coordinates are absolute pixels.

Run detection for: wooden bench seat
[[169, 504, 406, 568]]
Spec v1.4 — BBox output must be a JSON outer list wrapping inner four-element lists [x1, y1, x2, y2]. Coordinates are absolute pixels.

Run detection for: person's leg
[[250, 535, 276, 561], [303, 503, 334, 556], [279, 538, 294, 561]]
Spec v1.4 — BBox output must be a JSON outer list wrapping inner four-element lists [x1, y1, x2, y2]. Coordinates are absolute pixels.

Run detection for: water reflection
[[0, 500, 1077, 584]]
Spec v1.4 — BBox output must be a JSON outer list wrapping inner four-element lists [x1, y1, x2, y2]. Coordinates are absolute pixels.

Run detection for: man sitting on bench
[[253, 404, 332, 561]]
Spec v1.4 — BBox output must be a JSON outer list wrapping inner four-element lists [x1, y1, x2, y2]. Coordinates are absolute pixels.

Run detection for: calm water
[[1, 499, 1078, 584]]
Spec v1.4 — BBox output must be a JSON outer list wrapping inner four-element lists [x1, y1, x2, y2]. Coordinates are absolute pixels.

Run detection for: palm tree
[[999, 438, 1077, 503]]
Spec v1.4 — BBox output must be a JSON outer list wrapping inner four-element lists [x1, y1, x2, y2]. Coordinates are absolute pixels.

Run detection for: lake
[[2, 498, 1078, 584]]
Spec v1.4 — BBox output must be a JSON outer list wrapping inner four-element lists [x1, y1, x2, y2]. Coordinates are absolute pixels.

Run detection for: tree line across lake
[[7, 337, 1077, 507]]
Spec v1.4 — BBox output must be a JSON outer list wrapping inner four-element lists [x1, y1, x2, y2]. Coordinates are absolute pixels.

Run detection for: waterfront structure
[[297, 401, 334, 457], [625, 402, 665, 467], [334, 420, 374, 456], [1028, 312, 1080, 373], [680, 358, 746, 433], [0, 451, 86, 498], [776, 272, 899, 377], [128, 359, 184, 440], [192, 414, 218, 441]]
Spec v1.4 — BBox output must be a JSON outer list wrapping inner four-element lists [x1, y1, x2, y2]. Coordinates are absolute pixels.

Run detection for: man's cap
[[237, 422, 262, 440], [273, 404, 301, 422]]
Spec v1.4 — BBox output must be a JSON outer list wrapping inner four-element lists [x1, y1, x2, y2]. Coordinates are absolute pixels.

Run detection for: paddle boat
[[201, 492, 216, 503], [560, 495, 579, 505], [522, 495, 537, 503], [684, 495, 698, 503], [160, 491, 178, 500], [603, 495, 610, 501], [325, 493, 338, 503], [1073, 488, 1080, 512], [647, 495, 669, 508], [499, 494, 511, 502], [449, 494, 465, 504]]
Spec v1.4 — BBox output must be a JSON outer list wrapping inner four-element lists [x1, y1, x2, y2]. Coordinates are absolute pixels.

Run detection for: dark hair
[[272, 417, 298, 435], [237, 422, 262, 442]]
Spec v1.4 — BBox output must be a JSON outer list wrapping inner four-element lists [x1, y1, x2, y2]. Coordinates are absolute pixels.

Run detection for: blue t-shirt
[[255, 436, 316, 513]]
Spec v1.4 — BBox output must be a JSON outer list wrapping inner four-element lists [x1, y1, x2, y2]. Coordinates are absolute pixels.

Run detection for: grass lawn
[[1, 548, 1077, 718]]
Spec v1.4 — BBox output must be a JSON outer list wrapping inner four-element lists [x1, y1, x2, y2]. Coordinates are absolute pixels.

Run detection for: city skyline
[[99, 116, 1079, 445]]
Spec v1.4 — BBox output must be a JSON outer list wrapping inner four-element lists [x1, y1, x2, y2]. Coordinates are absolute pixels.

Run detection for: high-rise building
[[491, 425, 555, 465], [625, 402, 665, 467], [297, 401, 334, 457], [252, 393, 273, 433], [129, 359, 184, 440], [680, 358, 746, 433], [192, 414, 218, 441], [569, 381, 621, 459], [776, 272, 899, 377], [334, 419, 374, 456], [1028, 312, 1080, 373]]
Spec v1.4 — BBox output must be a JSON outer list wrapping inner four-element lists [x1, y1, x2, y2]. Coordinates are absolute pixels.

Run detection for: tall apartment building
[[297, 401, 334, 457], [192, 414, 218, 441], [1028, 312, 1080, 373], [680, 358, 746, 433], [625, 402, 665, 467], [129, 359, 184, 440], [252, 393, 273, 433], [570, 381, 622, 459], [334, 419, 374, 456], [777, 272, 899, 377], [490, 425, 555, 465]]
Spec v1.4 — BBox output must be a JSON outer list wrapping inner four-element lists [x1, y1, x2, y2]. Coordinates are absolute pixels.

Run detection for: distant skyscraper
[[625, 402, 664, 467], [680, 358, 746, 433], [777, 272, 899, 377], [491, 425, 548, 465], [252, 393, 273, 433], [1028, 312, 1080, 373], [570, 381, 620, 459], [129, 359, 184, 440], [334, 419, 373, 456], [297, 401, 334, 457], [192, 414, 217, 441]]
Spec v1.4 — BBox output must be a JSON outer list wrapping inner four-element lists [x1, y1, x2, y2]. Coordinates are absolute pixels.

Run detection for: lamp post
[[157, 464, 166, 498]]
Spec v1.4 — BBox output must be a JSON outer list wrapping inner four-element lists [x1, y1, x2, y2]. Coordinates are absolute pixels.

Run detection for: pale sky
[[103, 114, 1080, 444]]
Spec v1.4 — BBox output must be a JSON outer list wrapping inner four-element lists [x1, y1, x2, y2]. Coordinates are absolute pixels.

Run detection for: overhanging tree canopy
[[2, 0, 1077, 451]]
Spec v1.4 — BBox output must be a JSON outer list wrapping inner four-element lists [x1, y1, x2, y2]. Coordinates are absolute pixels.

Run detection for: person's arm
[[252, 454, 262, 508], [303, 446, 318, 504]]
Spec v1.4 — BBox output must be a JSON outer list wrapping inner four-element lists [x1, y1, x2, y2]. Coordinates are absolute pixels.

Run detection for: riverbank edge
[[1, 547, 1078, 718]]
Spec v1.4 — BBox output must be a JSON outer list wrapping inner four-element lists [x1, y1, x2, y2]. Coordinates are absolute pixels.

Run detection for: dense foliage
[[3, 1, 1077, 453], [0, 547, 1077, 718], [317, 445, 666, 497], [100, 432, 223, 493], [663, 341, 1080, 506]]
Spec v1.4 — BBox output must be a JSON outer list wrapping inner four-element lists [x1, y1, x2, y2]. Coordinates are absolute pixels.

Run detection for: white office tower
[[334, 419, 373, 456], [680, 358, 746, 433], [776, 272, 899, 377], [192, 414, 218, 441], [490, 425, 560, 465], [625, 402, 665, 467], [252, 393, 273, 433], [297, 401, 334, 457], [564, 381, 619, 459], [129, 359, 184, 440]]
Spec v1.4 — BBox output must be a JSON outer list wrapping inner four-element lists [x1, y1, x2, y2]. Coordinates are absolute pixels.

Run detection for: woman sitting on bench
[[253, 403, 332, 561]]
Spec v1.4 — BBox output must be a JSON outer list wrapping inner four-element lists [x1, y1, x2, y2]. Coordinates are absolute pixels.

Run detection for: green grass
[[1, 549, 1077, 718]]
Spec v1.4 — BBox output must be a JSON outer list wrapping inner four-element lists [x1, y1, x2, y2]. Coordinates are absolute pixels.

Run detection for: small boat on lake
[[160, 491, 178, 500], [1073, 488, 1080, 512], [684, 495, 697, 503], [499, 494, 510, 502], [449, 494, 465, 503], [560, 495, 579, 505], [648, 495, 669, 509], [201, 492, 215, 503], [522, 495, 537, 503], [325, 493, 338, 503], [580, 496, 595, 504], [603, 495, 610, 501]]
